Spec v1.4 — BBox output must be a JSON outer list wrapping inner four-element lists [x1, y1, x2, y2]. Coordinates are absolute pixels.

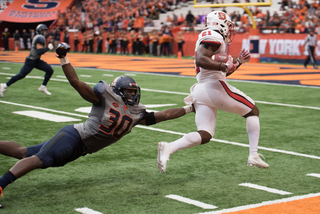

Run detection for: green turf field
[[0, 61, 320, 214]]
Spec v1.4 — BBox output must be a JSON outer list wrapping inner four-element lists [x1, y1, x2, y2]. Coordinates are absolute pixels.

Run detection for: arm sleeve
[[92, 81, 104, 107], [142, 112, 156, 126], [36, 47, 50, 55]]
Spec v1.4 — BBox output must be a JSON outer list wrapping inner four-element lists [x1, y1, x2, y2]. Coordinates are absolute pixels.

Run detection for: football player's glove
[[225, 55, 240, 74], [56, 42, 71, 58]]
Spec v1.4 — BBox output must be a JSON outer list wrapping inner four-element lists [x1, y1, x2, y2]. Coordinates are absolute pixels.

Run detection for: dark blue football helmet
[[36, 24, 48, 35], [111, 76, 141, 106]]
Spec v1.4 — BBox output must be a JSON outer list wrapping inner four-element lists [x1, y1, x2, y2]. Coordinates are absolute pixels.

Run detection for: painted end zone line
[[239, 183, 292, 195], [166, 194, 217, 209], [75, 207, 103, 214], [196, 192, 320, 214]]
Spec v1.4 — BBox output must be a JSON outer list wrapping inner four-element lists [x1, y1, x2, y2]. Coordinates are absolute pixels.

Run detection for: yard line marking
[[0, 72, 320, 110], [1, 100, 320, 160], [0, 100, 88, 118], [56, 75, 66, 78], [80, 75, 92, 77], [239, 183, 292, 195], [102, 74, 114, 76], [2, 67, 11, 70], [306, 173, 320, 178], [75, 207, 103, 214], [196, 192, 320, 214], [13, 110, 81, 122], [256, 100, 320, 111], [166, 194, 217, 209], [136, 125, 320, 160]]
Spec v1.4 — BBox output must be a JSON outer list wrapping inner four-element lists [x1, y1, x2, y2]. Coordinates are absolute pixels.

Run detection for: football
[[212, 54, 237, 64]]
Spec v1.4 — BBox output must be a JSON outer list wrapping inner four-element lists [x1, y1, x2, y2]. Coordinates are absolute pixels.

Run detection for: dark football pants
[[6, 58, 54, 87], [304, 46, 318, 68], [26, 125, 87, 168]]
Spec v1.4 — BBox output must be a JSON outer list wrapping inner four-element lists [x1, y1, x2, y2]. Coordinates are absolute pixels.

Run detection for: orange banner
[[0, 0, 74, 23]]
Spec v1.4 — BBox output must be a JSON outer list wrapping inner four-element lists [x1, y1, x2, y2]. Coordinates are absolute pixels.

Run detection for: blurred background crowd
[[1, 0, 320, 56]]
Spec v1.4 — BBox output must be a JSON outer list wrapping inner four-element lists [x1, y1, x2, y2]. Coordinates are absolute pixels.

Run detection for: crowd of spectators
[[2, 0, 320, 55]]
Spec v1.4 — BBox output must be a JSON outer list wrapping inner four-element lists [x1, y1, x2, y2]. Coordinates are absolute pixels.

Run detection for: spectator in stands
[[177, 13, 185, 26], [73, 31, 79, 52], [136, 30, 144, 55], [172, 13, 178, 26], [13, 30, 20, 51], [150, 30, 159, 56], [122, 30, 129, 54], [63, 29, 69, 44], [176, 31, 185, 57], [161, 26, 172, 56], [2, 28, 9, 51], [88, 29, 94, 53], [81, 31, 88, 52], [186, 10, 195, 31], [130, 30, 137, 55], [22, 29, 29, 50], [96, 32, 103, 53], [303, 28, 318, 69]]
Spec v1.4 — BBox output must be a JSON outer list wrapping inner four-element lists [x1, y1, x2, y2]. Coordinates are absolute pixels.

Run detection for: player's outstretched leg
[[247, 153, 269, 169], [38, 85, 51, 95], [157, 142, 173, 173]]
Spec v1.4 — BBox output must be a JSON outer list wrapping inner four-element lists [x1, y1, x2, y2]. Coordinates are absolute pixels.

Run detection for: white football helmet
[[205, 11, 235, 44]]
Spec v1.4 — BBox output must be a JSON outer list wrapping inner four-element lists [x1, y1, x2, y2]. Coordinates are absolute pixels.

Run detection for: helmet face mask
[[111, 76, 141, 106], [205, 11, 235, 44]]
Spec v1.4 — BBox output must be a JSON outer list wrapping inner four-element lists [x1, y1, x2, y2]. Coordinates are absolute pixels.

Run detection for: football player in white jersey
[[157, 11, 269, 174], [0, 42, 194, 207]]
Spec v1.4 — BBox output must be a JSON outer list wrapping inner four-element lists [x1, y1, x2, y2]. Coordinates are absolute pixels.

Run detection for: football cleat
[[38, 85, 51, 95], [0, 83, 7, 97], [247, 153, 269, 169], [157, 142, 173, 173]]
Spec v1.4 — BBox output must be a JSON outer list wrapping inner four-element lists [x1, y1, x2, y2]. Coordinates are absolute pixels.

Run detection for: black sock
[[0, 171, 17, 190]]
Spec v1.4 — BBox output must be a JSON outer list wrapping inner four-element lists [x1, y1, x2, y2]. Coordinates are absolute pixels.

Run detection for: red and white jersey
[[195, 29, 228, 83]]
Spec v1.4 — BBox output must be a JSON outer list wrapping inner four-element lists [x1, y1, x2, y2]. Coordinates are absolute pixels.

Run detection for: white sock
[[246, 116, 260, 156], [4, 83, 7, 88], [170, 132, 202, 153]]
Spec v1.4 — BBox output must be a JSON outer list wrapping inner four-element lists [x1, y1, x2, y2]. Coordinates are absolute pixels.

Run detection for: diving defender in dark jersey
[[0, 42, 194, 207], [0, 24, 54, 97]]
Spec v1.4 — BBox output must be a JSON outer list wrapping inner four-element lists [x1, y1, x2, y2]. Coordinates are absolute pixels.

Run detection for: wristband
[[183, 105, 193, 114], [59, 57, 70, 66]]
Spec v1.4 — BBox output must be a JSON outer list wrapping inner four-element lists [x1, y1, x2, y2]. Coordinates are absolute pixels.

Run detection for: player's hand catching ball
[[56, 42, 71, 58], [237, 49, 251, 64]]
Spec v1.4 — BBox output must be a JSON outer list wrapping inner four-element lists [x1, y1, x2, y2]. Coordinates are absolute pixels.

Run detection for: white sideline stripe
[[75, 207, 103, 214], [13, 110, 81, 122], [80, 75, 92, 77], [56, 75, 66, 78], [2, 67, 11, 69], [166, 194, 217, 209], [239, 183, 292, 195], [1, 100, 320, 160], [102, 74, 114, 76], [306, 173, 320, 178], [196, 192, 320, 214]]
